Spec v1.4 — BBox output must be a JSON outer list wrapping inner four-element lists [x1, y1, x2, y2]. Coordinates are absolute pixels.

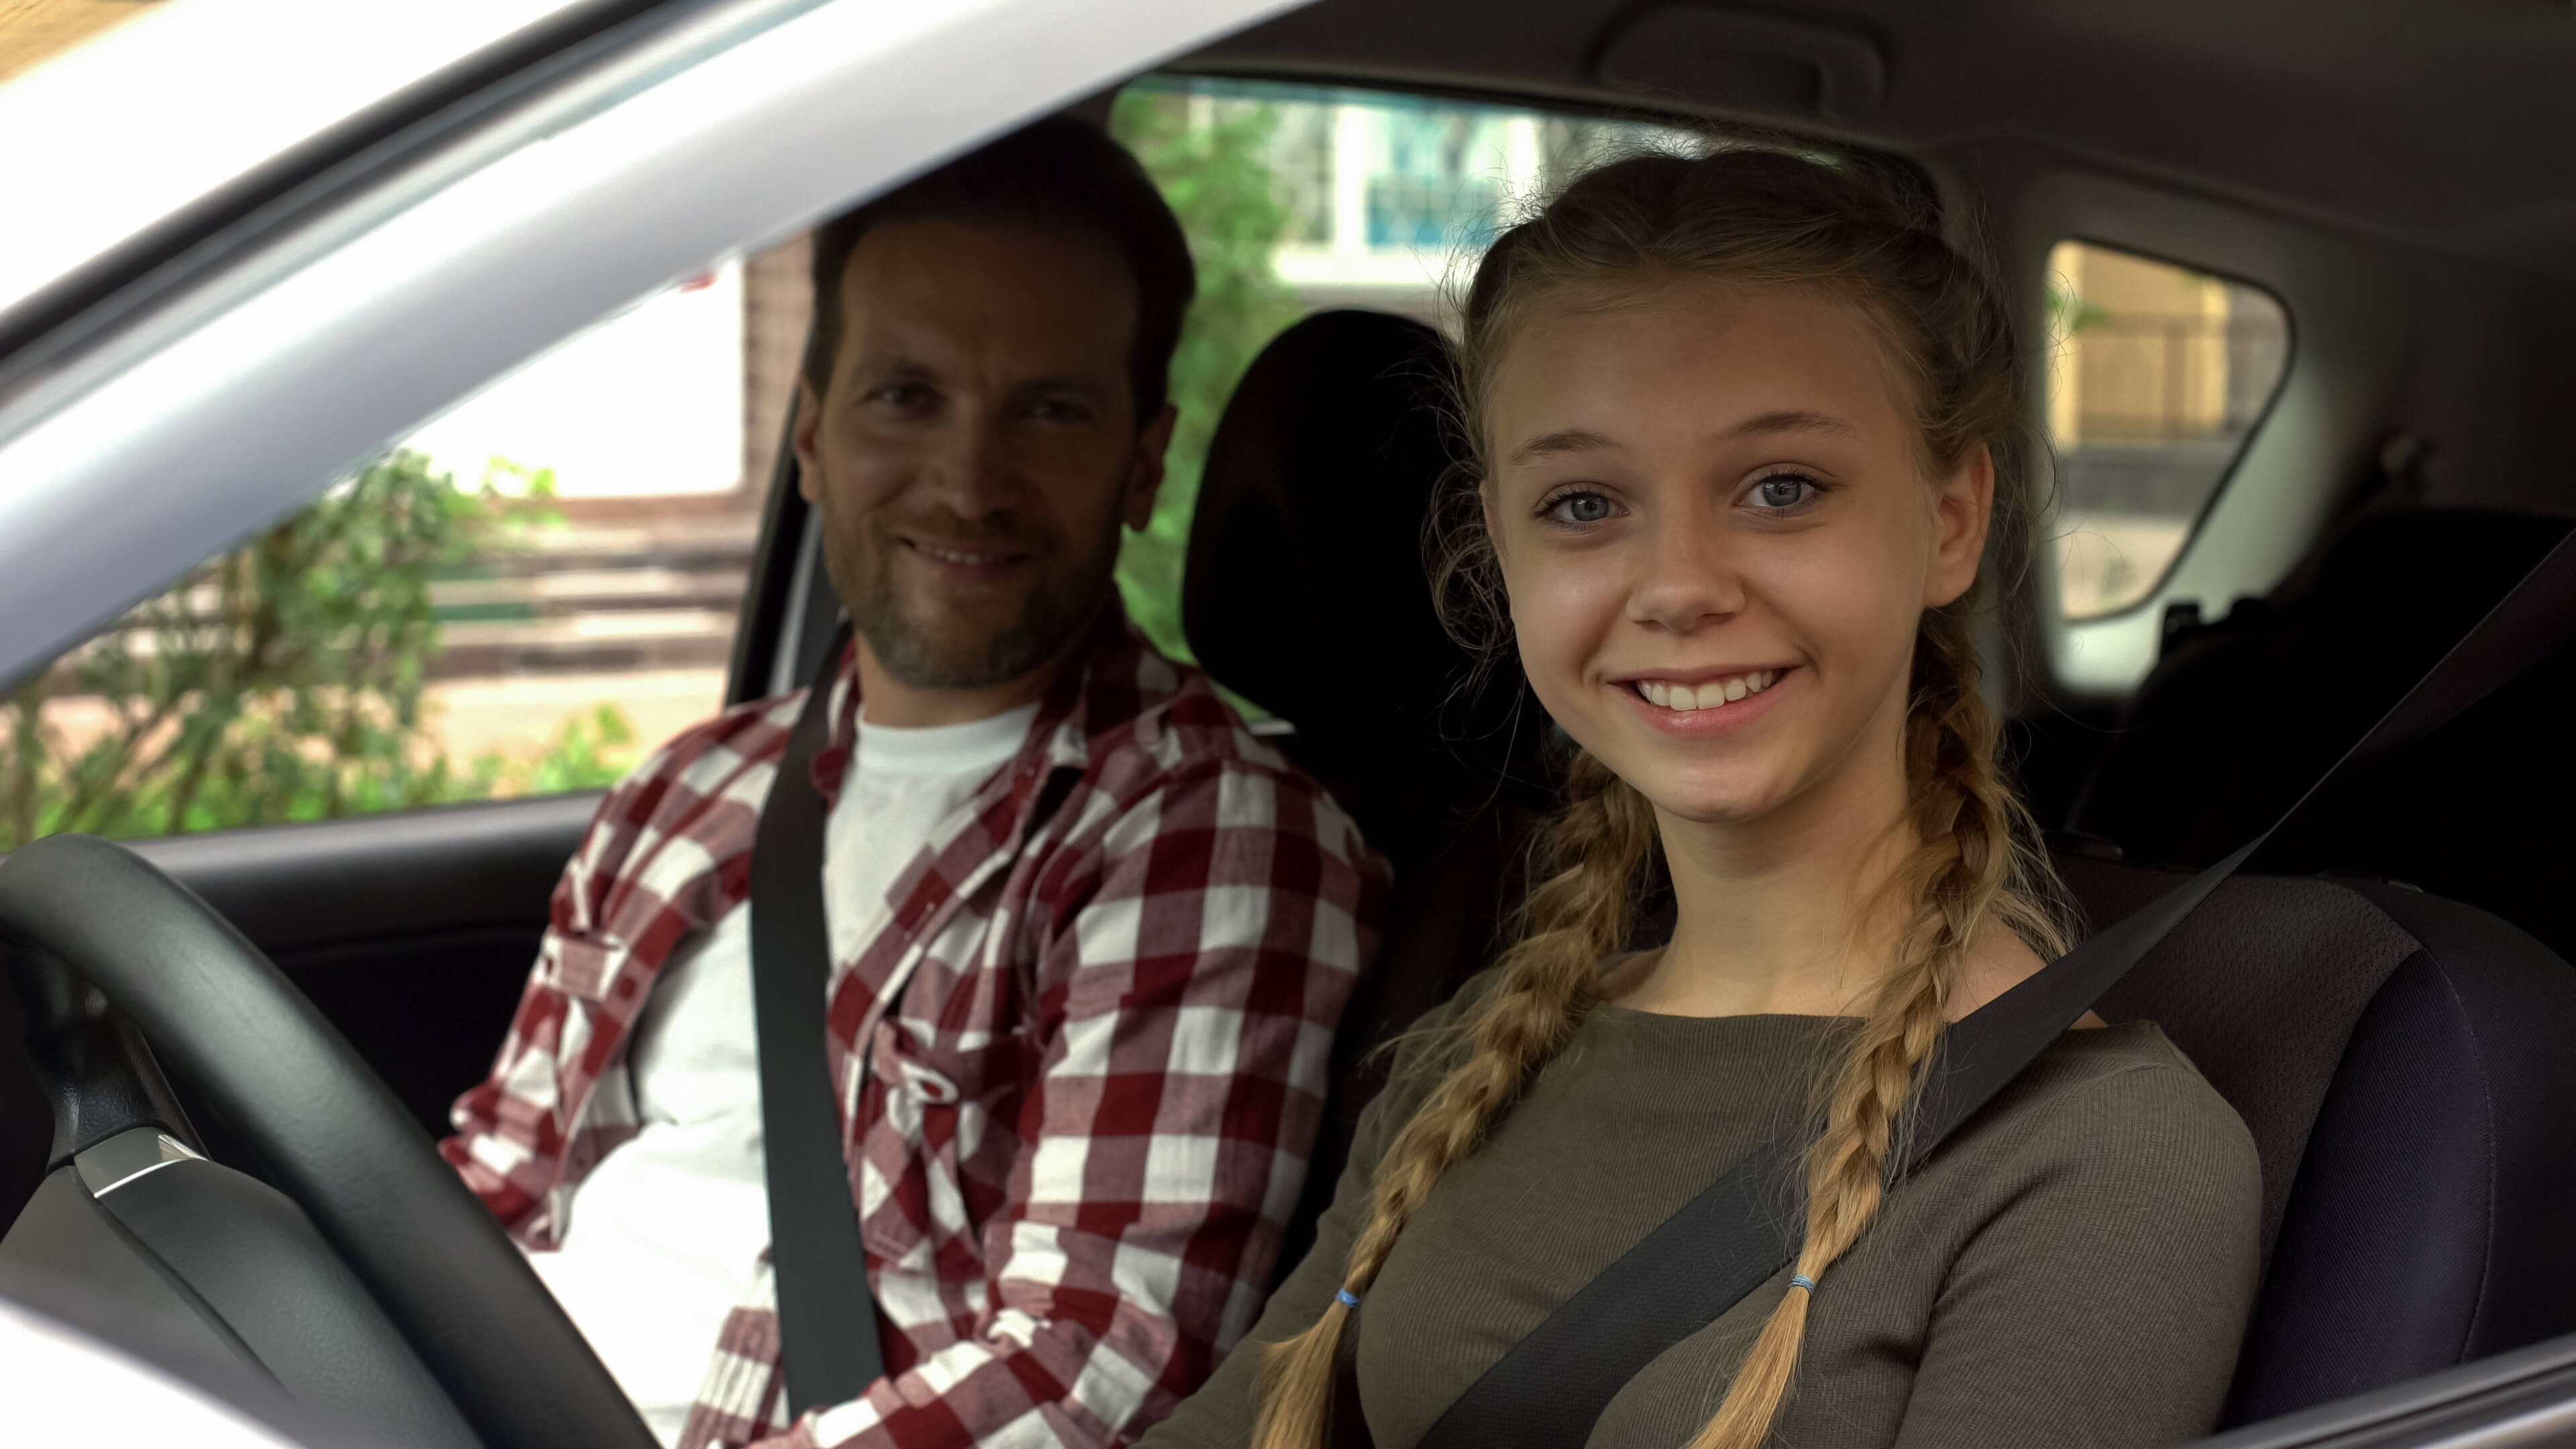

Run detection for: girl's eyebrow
[[1507, 427, 1616, 467], [1730, 409, 1861, 441], [1508, 411, 1860, 468]]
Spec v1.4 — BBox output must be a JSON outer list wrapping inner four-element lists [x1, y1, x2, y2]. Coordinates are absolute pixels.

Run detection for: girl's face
[[1484, 279, 1992, 829]]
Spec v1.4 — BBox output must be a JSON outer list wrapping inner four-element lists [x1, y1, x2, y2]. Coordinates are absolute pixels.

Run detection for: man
[[443, 119, 1385, 1449]]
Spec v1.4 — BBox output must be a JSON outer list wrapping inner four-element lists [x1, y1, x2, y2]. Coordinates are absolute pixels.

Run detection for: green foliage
[[486, 704, 637, 798], [1110, 90, 1307, 663], [0, 451, 637, 850]]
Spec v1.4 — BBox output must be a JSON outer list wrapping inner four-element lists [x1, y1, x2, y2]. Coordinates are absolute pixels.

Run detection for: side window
[[1106, 77, 1693, 659], [2047, 241, 2292, 619], [0, 246, 808, 848]]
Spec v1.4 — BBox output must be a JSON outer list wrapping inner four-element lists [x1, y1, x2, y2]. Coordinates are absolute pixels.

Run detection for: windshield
[[0, 0, 585, 320]]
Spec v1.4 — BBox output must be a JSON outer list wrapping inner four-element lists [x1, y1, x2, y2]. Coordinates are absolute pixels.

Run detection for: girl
[[1140, 146, 2260, 1449]]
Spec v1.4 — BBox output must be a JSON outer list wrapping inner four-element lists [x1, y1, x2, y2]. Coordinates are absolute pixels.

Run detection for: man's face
[[793, 218, 1173, 692]]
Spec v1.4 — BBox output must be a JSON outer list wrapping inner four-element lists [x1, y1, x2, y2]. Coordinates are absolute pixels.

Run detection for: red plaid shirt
[[441, 616, 1385, 1448]]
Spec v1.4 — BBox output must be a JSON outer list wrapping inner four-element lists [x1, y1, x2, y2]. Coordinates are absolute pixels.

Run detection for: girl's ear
[[1925, 443, 1994, 608]]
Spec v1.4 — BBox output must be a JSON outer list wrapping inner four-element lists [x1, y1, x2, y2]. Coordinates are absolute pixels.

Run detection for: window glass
[[2047, 241, 2291, 619], [0, 245, 804, 848], [1106, 76, 1696, 659]]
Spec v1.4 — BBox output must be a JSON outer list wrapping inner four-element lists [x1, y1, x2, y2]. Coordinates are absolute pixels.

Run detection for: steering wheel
[[0, 833, 657, 1449]]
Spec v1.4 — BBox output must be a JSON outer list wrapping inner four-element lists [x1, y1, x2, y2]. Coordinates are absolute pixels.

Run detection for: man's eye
[[1030, 397, 1091, 423], [1545, 490, 1614, 525], [1751, 475, 1817, 511], [871, 382, 932, 409]]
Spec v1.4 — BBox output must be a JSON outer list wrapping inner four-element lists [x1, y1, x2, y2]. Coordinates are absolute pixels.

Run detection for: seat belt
[[1344, 525, 2576, 1449], [751, 627, 888, 1416]]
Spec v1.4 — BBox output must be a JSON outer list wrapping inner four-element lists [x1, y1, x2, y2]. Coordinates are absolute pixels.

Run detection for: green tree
[[1110, 90, 1306, 662], [0, 451, 635, 849]]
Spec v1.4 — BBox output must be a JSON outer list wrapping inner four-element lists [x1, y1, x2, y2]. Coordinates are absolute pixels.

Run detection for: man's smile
[[899, 533, 1035, 578]]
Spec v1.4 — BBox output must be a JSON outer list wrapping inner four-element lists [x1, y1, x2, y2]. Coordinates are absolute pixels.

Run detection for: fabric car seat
[[1182, 310, 1550, 1279], [1179, 310, 2576, 1426], [2070, 507, 2576, 962], [2062, 847, 2576, 1424]]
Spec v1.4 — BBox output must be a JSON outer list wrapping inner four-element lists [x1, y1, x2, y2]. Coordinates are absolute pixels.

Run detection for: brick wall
[[742, 233, 814, 504]]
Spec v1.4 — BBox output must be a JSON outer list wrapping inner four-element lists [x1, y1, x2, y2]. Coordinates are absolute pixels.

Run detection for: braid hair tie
[[1789, 1275, 1817, 1294], [1336, 1288, 1364, 1309]]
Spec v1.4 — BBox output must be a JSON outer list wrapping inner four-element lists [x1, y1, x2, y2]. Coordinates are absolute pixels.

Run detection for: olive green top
[[1138, 996, 2263, 1449]]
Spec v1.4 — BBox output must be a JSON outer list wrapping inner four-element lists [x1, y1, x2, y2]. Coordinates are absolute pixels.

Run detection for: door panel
[[2195, 1328, 2576, 1448], [127, 793, 600, 1142]]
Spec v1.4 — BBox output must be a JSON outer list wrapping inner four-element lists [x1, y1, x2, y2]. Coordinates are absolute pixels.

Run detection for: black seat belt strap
[[751, 627, 886, 1415], [1387, 525, 2576, 1449]]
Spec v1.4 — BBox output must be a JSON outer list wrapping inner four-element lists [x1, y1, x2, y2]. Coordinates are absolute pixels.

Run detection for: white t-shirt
[[528, 702, 1039, 1446]]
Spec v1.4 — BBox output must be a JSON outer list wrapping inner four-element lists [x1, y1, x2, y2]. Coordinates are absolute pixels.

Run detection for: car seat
[[1180, 310, 2576, 1424], [1183, 310, 1550, 1277], [2063, 848, 2576, 1422], [2070, 507, 2576, 961]]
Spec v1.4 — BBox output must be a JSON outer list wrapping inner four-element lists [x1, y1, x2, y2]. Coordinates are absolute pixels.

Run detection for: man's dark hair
[[802, 116, 1195, 424]]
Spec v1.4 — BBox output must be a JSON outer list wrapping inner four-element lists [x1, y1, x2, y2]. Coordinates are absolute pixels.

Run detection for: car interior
[[5, 2, 2576, 1447]]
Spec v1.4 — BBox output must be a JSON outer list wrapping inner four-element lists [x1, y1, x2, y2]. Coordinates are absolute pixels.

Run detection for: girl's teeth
[[1638, 669, 1779, 712]]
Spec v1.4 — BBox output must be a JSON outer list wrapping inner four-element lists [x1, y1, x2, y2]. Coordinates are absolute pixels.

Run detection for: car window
[[1105, 75, 1697, 660], [0, 256, 788, 848], [2046, 240, 2291, 620]]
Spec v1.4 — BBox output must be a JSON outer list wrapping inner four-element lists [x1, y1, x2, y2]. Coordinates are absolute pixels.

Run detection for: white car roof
[[0, 0, 587, 320]]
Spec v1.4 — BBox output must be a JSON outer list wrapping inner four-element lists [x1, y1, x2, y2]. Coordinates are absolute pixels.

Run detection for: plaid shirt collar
[[805, 605, 1135, 824]]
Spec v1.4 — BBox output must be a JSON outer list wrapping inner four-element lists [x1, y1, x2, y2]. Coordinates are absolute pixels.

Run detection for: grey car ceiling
[[1190, 0, 2576, 292]]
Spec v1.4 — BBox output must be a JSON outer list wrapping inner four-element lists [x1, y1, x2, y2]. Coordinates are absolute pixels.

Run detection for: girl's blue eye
[[1548, 491, 1613, 525], [1754, 476, 1814, 510]]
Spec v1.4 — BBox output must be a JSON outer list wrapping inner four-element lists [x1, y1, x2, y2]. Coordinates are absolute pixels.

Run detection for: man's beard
[[826, 501, 1123, 691]]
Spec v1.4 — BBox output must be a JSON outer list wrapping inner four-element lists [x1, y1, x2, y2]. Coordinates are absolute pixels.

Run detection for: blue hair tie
[[1336, 1287, 1364, 1309], [1789, 1275, 1817, 1293]]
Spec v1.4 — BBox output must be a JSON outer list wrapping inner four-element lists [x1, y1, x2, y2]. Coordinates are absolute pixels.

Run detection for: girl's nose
[[1629, 502, 1745, 633]]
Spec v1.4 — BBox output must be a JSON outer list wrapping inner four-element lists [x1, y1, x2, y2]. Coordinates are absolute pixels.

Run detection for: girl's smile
[[1613, 665, 1796, 737]]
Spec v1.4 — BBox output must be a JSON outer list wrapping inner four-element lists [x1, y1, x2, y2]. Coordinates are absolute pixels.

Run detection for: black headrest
[[2074, 506, 2576, 865], [2304, 506, 2571, 629], [1183, 311, 1507, 787]]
